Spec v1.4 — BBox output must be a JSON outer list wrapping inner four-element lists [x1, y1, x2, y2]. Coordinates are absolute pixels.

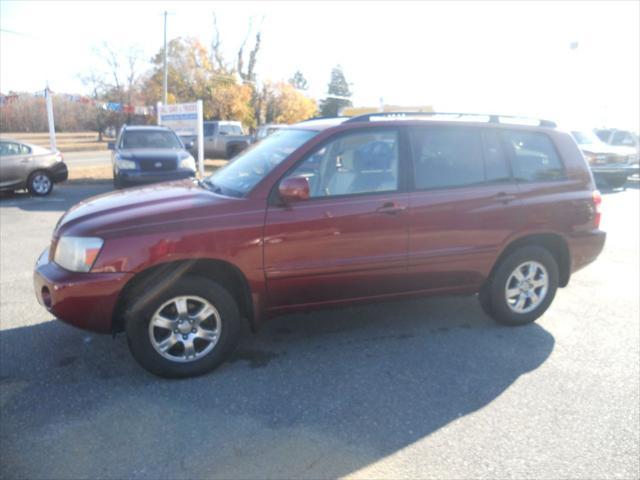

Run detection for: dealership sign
[[157, 101, 204, 175]]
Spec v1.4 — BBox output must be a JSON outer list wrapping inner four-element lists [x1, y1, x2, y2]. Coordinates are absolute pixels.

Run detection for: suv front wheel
[[125, 275, 242, 378], [480, 246, 559, 326]]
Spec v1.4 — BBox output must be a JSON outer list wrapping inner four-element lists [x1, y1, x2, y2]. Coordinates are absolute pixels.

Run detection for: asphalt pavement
[[0, 181, 638, 479]]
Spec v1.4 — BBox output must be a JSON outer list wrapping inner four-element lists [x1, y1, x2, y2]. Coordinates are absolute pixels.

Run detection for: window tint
[[204, 123, 216, 136], [287, 130, 399, 198], [121, 130, 182, 149], [0, 142, 22, 156], [410, 128, 484, 189], [594, 129, 611, 142], [208, 129, 318, 196], [611, 131, 635, 146], [482, 130, 510, 183], [20, 144, 31, 154], [501, 131, 565, 182]]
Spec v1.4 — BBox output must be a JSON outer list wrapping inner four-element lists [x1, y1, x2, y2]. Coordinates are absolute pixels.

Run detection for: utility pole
[[163, 10, 168, 105]]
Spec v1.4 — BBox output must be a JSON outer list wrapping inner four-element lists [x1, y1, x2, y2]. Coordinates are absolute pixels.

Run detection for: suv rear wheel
[[125, 275, 242, 378], [479, 246, 559, 326]]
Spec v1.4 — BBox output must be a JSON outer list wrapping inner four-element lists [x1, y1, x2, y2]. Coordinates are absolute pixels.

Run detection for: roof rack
[[299, 115, 351, 122], [343, 112, 557, 128]]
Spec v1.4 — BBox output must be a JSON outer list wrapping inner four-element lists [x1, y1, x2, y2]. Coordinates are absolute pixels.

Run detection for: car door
[[203, 123, 217, 157], [215, 124, 233, 156], [263, 128, 410, 308], [405, 127, 522, 292], [0, 141, 30, 188]]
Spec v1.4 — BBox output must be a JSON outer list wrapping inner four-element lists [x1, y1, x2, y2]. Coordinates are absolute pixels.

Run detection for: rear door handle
[[376, 201, 406, 215], [494, 192, 517, 204]]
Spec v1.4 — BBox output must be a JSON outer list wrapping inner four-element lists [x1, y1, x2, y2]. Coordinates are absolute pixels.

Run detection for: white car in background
[[594, 128, 639, 165], [571, 130, 639, 188]]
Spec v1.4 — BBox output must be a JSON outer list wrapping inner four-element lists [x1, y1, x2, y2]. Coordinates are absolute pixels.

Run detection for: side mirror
[[185, 141, 195, 149], [219, 131, 228, 136], [107, 142, 116, 150], [279, 176, 310, 203]]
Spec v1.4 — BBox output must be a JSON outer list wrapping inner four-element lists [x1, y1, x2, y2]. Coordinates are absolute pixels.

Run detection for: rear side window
[[0, 142, 23, 156], [409, 128, 484, 189], [500, 131, 565, 182]]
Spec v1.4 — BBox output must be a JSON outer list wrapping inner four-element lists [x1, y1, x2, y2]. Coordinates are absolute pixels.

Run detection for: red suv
[[34, 113, 606, 378]]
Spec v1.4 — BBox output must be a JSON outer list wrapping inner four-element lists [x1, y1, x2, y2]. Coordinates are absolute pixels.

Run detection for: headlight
[[179, 155, 196, 171], [116, 158, 137, 170], [54, 236, 104, 272]]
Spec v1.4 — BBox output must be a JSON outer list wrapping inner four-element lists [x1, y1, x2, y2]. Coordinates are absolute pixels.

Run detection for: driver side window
[[287, 130, 399, 198]]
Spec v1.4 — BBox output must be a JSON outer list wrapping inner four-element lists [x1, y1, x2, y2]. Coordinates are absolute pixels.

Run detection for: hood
[[118, 149, 190, 160], [603, 145, 637, 156], [579, 143, 620, 155], [56, 180, 238, 237]]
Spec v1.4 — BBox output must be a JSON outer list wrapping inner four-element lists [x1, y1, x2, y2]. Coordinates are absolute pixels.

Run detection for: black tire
[[480, 246, 559, 326], [113, 173, 124, 189], [226, 144, 244, 160], [27, 170, 53, 196], [125, 275, 242, 378], [605, 175, 628, 189]]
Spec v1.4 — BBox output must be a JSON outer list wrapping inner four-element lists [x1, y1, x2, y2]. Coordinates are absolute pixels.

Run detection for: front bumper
[[33, 249, 132, 334], [590, 164, 639, 176], [117, 169, 195, 185]]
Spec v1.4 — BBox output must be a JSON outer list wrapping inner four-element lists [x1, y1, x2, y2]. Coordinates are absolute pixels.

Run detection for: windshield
[[121, 130, 183, 149], [204, 128, 318, 196], [571, 131, 604, 146]]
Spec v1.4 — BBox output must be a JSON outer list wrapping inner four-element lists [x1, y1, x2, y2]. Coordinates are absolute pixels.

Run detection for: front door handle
[[376, 201, 406, 215], [494, 192, 517, 204]]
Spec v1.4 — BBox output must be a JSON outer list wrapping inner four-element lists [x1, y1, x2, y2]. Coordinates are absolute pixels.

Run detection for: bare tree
[[79, 70, 107, 140], [234, 16, 264, 83], [211, 13, 227, 72]]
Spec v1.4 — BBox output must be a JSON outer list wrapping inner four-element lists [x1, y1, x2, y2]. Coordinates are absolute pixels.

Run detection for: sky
[[1, 0, 639, 130]]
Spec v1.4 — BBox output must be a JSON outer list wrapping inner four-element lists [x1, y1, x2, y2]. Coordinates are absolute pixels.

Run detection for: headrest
[[354, 141, 394, 171]]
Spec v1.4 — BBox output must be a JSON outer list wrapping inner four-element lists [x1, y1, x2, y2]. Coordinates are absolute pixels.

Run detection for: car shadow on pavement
[[0, 182, 113, 212], [0, 295, 555, 479]]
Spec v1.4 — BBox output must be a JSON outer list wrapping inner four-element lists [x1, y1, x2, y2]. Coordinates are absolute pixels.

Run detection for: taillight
[[592, 190, 602, 229]]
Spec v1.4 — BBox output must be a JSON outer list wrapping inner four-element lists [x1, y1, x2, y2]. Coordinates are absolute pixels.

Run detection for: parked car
[[109, 125, 196, 188], [594, 128, 639, 154], [0, 139, 68, 195], [203, 121, 252, 159], [178, 121, 252, 160], [35, 113, 606, 378], [594, 128, 639, 169], [254, 123, 287, 142], [571, 129, 639, 188]]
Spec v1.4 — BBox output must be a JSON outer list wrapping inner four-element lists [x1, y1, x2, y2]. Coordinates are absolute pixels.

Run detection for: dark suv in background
[[110, 125, 196, 188], [35, 112, 605, 378]]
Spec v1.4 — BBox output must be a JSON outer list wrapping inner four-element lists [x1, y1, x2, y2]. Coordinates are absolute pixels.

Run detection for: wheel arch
[[489, 233, 571, 289], [111, 258, 255, 334]]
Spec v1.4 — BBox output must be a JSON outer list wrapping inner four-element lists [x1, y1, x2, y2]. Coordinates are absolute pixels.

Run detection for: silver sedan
[[0, 139, 68, 195]]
